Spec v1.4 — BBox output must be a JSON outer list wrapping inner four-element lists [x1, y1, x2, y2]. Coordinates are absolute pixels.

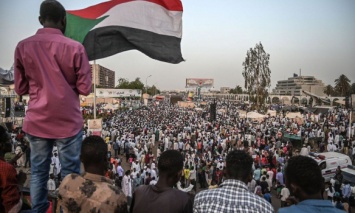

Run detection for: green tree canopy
[[115, 78, 160, 95], [115, 77, 144, 90], [229, 85, 243, 94], [323, 84, 335, 96], [146, 85, 160, 96], [242, 42, 271, 109]]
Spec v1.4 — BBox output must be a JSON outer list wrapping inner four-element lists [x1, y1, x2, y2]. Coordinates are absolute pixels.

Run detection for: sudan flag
[[65, 0, 184, 64]]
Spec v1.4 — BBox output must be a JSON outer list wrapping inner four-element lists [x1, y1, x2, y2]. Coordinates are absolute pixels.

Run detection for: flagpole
[[93, 60, 97, 119]]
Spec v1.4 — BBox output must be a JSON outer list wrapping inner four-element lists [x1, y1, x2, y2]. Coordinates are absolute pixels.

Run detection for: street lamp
[[145, 75, 152, 94]]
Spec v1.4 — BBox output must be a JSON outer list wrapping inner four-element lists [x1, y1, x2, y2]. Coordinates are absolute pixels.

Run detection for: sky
[[1, 0, 355, 91]]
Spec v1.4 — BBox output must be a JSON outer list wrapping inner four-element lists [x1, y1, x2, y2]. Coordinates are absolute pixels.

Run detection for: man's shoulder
[[17, 30, 84, 50], [59, 173, 85, 189], [195, 187, 273, 212], [195, 187, 220, 198], [279, 202, 343, 213], [136, 185, 189, 198], [0, 159, 14, 168], [0, 160, 17, 176], [59, 173, 128, 212]]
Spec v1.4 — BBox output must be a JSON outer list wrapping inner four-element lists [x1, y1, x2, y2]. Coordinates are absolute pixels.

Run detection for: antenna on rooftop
[[299, 69, 301, 77]]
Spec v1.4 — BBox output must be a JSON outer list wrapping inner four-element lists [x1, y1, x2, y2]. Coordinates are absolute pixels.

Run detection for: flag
[[65, 0, 184, 64]]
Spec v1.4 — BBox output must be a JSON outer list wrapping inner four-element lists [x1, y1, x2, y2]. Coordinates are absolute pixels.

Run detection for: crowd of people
[[86, 99, 354, 211], [3, 81, 355, 212], [2, 96, 355, 212], [3, 85, 355, 212], [1, 0, 355, 212]]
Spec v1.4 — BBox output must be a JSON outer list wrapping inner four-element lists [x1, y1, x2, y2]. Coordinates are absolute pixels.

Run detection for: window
[[319, 162, 326, 170]]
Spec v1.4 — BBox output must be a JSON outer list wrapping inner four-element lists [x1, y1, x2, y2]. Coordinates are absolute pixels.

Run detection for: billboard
[[96, 89, 142, 98], [186, 78, 214, 88]]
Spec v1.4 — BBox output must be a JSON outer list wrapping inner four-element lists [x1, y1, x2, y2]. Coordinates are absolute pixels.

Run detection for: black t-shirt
[[260, 181, 269, 194], [130, 185, 193, 213]]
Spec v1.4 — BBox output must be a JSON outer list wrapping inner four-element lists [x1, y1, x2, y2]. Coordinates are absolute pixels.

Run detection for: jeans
[[27, 131, 82, 213]]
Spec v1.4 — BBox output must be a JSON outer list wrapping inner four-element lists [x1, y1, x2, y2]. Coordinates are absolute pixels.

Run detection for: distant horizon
[[91, 62, 344, 92]]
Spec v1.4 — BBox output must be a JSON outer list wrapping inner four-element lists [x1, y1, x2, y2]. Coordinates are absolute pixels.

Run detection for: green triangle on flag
[[65, 13, 108, 43]]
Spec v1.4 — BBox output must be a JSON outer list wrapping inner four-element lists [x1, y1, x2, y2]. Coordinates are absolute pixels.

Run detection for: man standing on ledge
[[14, 0, 92, 212], [193, 150, 274, 212]]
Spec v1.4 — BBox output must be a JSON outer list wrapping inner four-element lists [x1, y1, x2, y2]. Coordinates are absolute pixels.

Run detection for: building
[[273, 75, 325, 96], [91, 64, 115, 88], [220, 87, 231, 94]]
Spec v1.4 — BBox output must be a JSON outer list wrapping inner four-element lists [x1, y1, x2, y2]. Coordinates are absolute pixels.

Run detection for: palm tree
[[229, 85, 243, 94], [323, 85, 334, 96], [235, 85, 243, 94], [334, 74, 351, 96]]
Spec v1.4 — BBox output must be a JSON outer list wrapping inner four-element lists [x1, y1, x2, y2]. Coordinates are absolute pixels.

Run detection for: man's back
[[131, 185, 192, 213], [278, 199, 345, 213], [15, 28, 91, 138], [194, 179, 274, 213], [59, 173, 127, 212]]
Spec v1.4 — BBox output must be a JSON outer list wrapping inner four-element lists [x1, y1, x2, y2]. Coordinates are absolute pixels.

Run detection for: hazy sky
[[1, 0, 355, 90]]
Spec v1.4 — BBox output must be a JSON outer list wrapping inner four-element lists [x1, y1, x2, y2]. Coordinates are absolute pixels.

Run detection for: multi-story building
[[90, 64, 115, 88], [220, 87, 231, 94], [273, 75, 325, 96]]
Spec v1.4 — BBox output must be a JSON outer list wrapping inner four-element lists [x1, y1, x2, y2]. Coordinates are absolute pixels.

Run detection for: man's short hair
[[40, 0, 66, 23], [81, 136, 107, 165], [226, 150, 253, 180], [158, 150, 183, 177], [285, 155, 322, 195]]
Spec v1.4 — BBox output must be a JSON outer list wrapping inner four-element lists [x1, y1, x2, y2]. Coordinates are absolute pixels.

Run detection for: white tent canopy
[[286, 112, 302, 119], [267, 110, 277, 117], [238, 110, 247, 118], [246, 112, 267, 120], [103, 103, 117, 110]]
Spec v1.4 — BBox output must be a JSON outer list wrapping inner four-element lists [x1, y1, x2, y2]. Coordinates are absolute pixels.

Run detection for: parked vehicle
[[309, 152, 352, 182]]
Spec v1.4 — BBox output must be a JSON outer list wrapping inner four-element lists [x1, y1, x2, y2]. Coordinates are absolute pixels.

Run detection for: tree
[[130, 78, 145, 90], [115, 77, 144, 90], [147, 85, 160, 96], [242, 42, 271, 109], [229, 85, 243, 94], [116, 78, 130, 89], [323, 84, 335, 96], [334, 74, 351, 96], [350, 83, 355, 94]]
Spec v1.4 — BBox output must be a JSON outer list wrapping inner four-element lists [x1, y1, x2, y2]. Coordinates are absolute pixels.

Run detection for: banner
[[186, 78, 214, 88], [88, 119, 102, 136], [88, 119, 102, 130], [96, 89, 142, 97]]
